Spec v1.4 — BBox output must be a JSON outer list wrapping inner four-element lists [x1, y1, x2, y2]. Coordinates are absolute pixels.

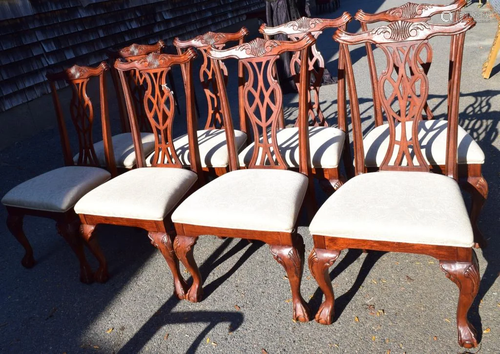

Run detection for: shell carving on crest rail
[[198, 32, 227, 46], [242, 38, 280, 57], [374, 21, 431, 41], [68, 65, 89, 80], [388, 2, 431, 19], [287, 17, 323, 31]]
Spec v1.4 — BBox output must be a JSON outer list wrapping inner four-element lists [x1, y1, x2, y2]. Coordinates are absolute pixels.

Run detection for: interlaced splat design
[[378, 41, 429, 171], [127, 71, 150, 132], [69, 77, 99, 166], [243, 56, 287, 169], [139, 68, 181, 167]]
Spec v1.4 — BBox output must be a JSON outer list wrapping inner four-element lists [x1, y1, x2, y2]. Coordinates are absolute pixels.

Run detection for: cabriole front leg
[[174, 235, 203, 303], [80, 224, 109, 283], [308, 248, 341, 325], [270, 236, 310, 322], [6, 213, 35, 268], [148, 232, 188, 300], [440, 251, 480, 348]]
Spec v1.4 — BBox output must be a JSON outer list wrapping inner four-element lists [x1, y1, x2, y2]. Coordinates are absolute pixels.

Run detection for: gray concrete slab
[[1, 0, 499, 353]]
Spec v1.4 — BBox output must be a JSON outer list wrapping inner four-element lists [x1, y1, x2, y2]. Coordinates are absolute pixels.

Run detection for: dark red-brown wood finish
[[76, 50, 203, 298], [259, 13, 355, 192], [355, 1, 487, 248], [2, 63, 117, 283], [172, 35, 316, 322], [108, 40, 179, 133], [309, 16, 481, 348]]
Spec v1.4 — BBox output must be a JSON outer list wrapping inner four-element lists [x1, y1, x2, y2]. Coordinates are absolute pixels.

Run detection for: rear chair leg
[[7, 213, 35, 268], [308, 248, 341, 325], [149, 232, 188, 299], [440, 251, 480, 349], [174, 235, 203, 303], [270, 236, 310, 322], [80, 224, 109, 283], [56, 219, 93, 284]]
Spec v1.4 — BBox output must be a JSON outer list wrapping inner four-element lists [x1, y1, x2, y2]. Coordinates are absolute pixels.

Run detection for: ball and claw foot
[[21, 254, 35, 269], [315, 301, 334, 325], [459, 326, 478, 349], [185, 284, 203, 303], [293, 300, 311, 322], [94, 267, 109, 283], [79, 266, 94, 284]]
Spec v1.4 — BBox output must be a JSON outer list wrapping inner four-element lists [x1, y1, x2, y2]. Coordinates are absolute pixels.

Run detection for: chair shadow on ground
[[118, 237, 263, 353]]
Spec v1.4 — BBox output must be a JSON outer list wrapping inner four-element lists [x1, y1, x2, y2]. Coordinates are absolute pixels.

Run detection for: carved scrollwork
[[287, 17, 323, 31], [387, 2, 430, 19], [374, 21, 431, 41], [270, 245, 302, 278], [241, 38, 280, 57]]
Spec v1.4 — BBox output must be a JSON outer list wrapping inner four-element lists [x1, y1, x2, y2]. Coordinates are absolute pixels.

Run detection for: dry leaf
[[377, 309, 385, 316], [164, 332, 169, 340], [385, 338, 390, 344], [372, 336, 376, 341], [386, 350, 391, 354], [206, 338, 210, 344], [444, 318, 451, 323], [93, 346, 99, 349], [354, 316, 360, 322], [428, 261, 435, 264], [433, 336, 438, 341], [106, 328, 113, 334], [212, 342, 218, 347], [234, 305, 241, 311], [483, 328, 491, 333], [406, 276, 414, 282], [285, 299, 292, 303], [372, 279, 377, 284], [262, 349, 269, 354]]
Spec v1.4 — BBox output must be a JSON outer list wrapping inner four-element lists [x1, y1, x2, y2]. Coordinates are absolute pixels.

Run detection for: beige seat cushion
[[172, 169, 308, 233], [75, 167, 197, 221], [238, 127, 345, 168], [2, 166, 111, 213], [309, 171, 474, 247], [74, 132, 156, 169], [147, 129, 247, 168], [363, 120, 485, 167]]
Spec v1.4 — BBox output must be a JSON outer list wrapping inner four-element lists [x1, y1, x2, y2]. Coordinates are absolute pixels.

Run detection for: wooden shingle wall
[[0, 0, 264, 112]]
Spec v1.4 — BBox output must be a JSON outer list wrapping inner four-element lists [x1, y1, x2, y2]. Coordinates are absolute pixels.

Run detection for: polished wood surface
[[309, 16, 480, 348]]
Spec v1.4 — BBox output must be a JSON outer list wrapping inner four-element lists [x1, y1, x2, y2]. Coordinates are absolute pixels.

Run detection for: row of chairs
[[2, 0, 485, 348]]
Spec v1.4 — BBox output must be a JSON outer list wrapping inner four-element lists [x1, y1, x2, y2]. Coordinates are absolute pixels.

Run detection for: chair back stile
[[259, 13, 352, 128], [206, 35, 315, 174], [335, 15, 475, 178], [46, 63, 117, 177], [108, 40, 165, 133], [355, 0, 467, 126], [114, 49, 203, 182], [174, 28, 249, 132]]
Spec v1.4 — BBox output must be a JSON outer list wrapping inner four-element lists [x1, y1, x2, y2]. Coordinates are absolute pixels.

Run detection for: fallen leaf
[[433, 336, 438, 341], [283, 275, 288, 279], [262, 349, 269, 354], [285, 299, 292, 303], [164, 332, 169, 340], [106, 328, 113, 334], [377, 309, 385, 316], [93, 346, 99, 349], [385, 338, 390, 344], [415, 262, 421, 265], [234, 305, 241, 311], [386, 350, 391, 354], [372, 335, 376, 341], [206, 338, 210, 344], [372, 279, 377, 284], [428, 261, 435, 264], [483, 328, 491, 333], [212, 342, 218, 347], [406, 276, 414, 282], [354, 316, 360, 322], [444, 318, 451, 323]]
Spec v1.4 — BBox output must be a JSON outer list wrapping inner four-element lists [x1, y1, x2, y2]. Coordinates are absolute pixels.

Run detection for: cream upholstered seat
[[75, 167, 197, 221], [172, 169, 308, 232], [239, 127, 345, 169], [75, 132, 156, 169], [2, 166, 110, 213], [363, 120, 485, 167], [309, 171, 474, 247], [147, 129, 247, 168]]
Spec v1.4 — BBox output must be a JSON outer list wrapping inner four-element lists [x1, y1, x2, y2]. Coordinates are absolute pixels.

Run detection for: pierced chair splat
[[74, 49, 203, 298], [241, 13, 354, 193], [1, 62, 117, 283], [171, 35, 317, 322], [355, 0, 488, 248], [106, 40, 179, 170], [173, 28, 249, 176], [308, 16, 481, 348]]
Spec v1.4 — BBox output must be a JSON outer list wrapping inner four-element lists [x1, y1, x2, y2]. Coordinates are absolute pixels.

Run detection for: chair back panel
[[115, 50, 201, 174], [47, 63, 117, 176], [174, 28, 248, 130], [108, 40, 165, 133], [355, 1, 466, 125], [208, 35, 315, 171], [335, 16, 475, 175], [260, 14, 351, 127]]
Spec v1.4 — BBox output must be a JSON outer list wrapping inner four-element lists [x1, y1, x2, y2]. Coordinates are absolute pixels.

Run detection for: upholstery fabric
[[74, 132, 156, 169], [309, 171, 474, 247], [239, 127, 345, 168], [147, 129, 247, 168], [2, 166, 110, 213], [75, 167, 197, 221], [172, 169, 308, 232], [363, 120, 485, 167]]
